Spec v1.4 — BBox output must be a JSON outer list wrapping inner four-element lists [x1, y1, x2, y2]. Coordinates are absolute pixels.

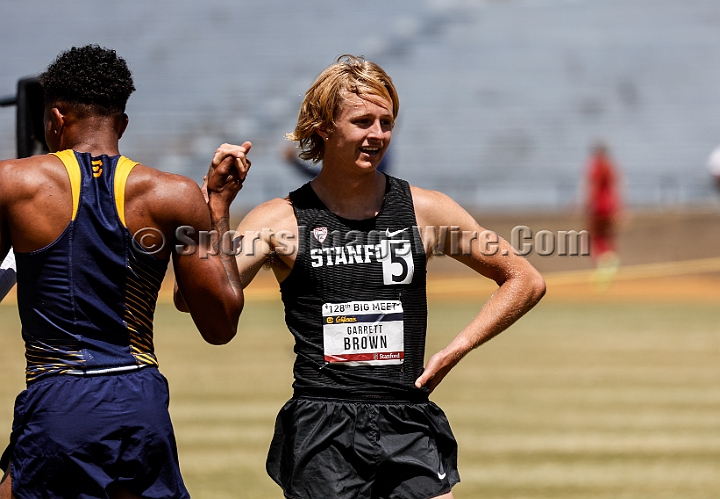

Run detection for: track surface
[[0, 267, 718, 498]]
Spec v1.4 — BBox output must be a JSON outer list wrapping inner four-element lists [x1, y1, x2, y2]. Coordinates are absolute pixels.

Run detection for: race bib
[[322, 300, 404, 366]]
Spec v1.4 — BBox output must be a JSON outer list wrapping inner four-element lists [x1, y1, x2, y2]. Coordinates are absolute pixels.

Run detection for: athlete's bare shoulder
[[0, 155, 70, 201], [124, 164, 208, 225], [409, 184, 473, 229], [409, 184, 450, 207], [126, 163, 199, 198], [234, 196, 297, 285], [0, 155, 77, 252], [238, 196, 296, 232]]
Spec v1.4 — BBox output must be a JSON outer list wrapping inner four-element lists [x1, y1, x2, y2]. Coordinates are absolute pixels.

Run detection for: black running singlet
[[280, 175, 429, 401]]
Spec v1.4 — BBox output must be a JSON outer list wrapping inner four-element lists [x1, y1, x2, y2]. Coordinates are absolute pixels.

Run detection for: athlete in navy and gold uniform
[[222, 56, 546, 499], [19, 150, 164, 383], [0, 46, 248, 499]]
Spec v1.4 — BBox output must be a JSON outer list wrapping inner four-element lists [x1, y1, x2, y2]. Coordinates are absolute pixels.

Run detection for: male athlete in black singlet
[[208, 56, 545, 499], [0, 45, 248, 499]]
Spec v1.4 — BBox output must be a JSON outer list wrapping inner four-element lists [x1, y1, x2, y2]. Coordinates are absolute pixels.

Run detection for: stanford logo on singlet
[[308, 227, 415, 285]]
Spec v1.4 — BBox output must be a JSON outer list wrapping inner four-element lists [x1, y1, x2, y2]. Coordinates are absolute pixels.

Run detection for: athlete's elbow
[[189, 291, 244, 344], [200, 325, 237, 345], [526, 270, 546, 304], [203, 335, 234, 346], [173, 289, 190, 313], [504, 267, 545, 307], [202, 306, 242, 345]]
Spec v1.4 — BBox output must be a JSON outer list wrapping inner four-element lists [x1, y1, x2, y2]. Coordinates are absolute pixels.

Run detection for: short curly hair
[[287, 55, 399, 164], [39, 44, 135, 117]]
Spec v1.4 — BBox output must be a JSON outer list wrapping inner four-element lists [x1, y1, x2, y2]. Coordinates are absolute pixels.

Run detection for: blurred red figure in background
[[585, 141, 621, 284]]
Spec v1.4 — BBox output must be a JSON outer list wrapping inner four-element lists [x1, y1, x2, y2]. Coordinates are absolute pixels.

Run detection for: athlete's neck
[[49, 108, 126, 157], [57, 121, 121, 156], [311, 169, 386, 220]]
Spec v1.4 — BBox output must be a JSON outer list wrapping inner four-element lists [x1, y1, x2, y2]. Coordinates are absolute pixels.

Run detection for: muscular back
[[0, 153, 206, 262], [0, 155, 74, 254], [0, 147, 242, 345]]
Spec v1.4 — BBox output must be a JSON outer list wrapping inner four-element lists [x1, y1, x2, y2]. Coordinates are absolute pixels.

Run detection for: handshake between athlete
[[0, 47, 544, 499], [182, 55, 546, 499]]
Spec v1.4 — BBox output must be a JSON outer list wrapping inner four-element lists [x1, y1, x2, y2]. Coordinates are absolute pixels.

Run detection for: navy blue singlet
[[15, 150, 167, 385]]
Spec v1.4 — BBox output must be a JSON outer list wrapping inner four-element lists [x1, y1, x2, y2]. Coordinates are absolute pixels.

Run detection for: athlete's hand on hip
[[205, 142, 252, 205], [414, 348, 463, 394]]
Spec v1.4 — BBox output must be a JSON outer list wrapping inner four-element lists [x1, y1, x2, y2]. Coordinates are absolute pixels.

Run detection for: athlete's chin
[[354, 159, 381, 172], [356, 152, 385, 169]]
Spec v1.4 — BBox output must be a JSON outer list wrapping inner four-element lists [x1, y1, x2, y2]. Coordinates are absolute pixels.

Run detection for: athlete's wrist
[[444, 336, 474, 362], [207, 197, 231, 224]]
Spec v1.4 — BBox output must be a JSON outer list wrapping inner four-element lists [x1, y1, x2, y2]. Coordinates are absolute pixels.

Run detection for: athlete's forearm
[[416, 269, 544, 392], [449, 270, 545, 356], [208, 198, 245, 322]]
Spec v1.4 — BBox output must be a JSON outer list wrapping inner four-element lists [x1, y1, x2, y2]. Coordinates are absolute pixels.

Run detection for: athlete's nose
[[370, 120, 385, 138], [367, 119, 385, 140]]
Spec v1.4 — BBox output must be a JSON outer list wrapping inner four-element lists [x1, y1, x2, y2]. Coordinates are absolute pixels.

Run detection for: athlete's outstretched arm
[[232, 197, 297, 289], [172, 143, 251, 344], [411, 187, 546, 393]]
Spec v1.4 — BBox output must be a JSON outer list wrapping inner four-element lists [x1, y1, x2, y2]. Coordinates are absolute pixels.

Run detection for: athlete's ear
[[45, 107, 65, 153], [316, 128, 329, 141], [117, 113, 129, 139]]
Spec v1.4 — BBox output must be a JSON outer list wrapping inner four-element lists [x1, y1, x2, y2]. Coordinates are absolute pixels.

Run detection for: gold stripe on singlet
[[50, 150, 81, 221], [114, 156, 139, 227]]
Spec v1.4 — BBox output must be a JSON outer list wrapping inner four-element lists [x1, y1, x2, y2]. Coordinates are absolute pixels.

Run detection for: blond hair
[[286, 55, 399, 164]]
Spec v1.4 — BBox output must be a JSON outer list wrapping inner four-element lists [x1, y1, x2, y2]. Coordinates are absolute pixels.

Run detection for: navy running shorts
[[267, 396, 460, 499], [0, 367, 189, 499]]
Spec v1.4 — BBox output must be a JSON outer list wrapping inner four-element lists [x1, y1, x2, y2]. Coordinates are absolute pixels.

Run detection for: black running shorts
[[267, 397, 460, 499]]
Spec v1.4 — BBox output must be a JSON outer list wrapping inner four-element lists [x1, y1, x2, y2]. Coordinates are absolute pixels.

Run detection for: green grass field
[[1, 293, 718, 498]]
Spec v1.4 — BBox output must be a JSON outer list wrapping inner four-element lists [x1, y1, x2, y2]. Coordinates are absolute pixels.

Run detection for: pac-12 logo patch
[[312, 227, 328, 244]]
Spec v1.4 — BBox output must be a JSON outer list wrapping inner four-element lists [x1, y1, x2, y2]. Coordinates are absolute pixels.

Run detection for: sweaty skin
[[0, 103, 249, 499], [233, 93, 545, 392], [227, 92, 545, 499], [0, 108, 248, 343]]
